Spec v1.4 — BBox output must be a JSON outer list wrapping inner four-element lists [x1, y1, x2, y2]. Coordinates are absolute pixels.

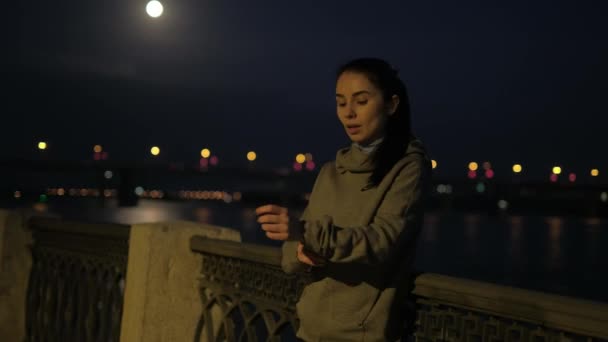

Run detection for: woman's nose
[[345, 105, 356, 118]]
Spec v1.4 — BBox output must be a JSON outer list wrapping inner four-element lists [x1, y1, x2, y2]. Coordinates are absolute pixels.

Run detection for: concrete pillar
[[119, 221, 240, 342]]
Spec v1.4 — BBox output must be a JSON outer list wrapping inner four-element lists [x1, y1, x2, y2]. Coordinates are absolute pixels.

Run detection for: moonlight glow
[[146, 1, 164, 18]]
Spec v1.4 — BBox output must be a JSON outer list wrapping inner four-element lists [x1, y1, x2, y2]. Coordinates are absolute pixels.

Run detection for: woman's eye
[[337, 103, 346, 107], [357, 100, 368, 105]]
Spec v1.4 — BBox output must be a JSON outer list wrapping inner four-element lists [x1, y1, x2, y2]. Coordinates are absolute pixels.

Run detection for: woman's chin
[[347, 134, 367, 144]]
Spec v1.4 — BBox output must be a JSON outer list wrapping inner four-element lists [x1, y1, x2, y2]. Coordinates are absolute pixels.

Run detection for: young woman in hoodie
[[256, 57, 432, 342]]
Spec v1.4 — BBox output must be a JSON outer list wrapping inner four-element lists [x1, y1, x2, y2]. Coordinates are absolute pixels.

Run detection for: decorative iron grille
[[191, 236, 608, 342], [26, 217, 129, 342]]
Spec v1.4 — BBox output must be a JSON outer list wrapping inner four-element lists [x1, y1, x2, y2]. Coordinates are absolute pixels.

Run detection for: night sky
[[4, 0, 608, 178]]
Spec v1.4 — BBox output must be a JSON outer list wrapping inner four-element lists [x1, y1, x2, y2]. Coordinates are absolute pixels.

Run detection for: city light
[[305, 153, 313, 161], [552, 166, 562, 175], [306, 160, 316, 171], [210, 156, 219, 166], [94, 145, 103, 153], [485, 169, 495, 179], [476, 182, 485, 193], [468, 162, 478, 171], [295, 154, 306, 164], [568, 173, 576, 182], [104, 170, 113, 179], [38, 142, 47, 150], [550, 174, 558, 183], [431, 160, 437, 169], [591, 169, 599, 177], [497, 199, 509, 210], [201, 148, 211, 158], [247, 151, 257, 161], [150, 146, 160, 156], [293, 161, 303, 171], [146, 0, 164, 18], [14, 191, 21, 199], [467, 170, 477, 179], [512, 164, 522, 173], [134, 187, 144, 196], [482, 162, 492, 171], [601, 192, 608, 203]]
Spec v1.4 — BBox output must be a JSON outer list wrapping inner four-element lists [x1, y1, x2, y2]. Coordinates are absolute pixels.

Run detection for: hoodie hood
[[335, 135, 426, 174]]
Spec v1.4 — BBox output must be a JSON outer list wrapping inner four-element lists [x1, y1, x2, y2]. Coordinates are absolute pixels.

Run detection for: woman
[[256, 57, 432, 342]]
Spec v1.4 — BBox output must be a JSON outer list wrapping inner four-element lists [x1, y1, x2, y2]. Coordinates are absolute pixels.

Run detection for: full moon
[[146, 1, 164, 18]]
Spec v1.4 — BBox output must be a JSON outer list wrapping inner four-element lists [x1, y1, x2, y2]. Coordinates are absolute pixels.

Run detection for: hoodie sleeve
[[280, 207, 310, 274], [280, 164, 331, 274], [299, 156, 430, 265]]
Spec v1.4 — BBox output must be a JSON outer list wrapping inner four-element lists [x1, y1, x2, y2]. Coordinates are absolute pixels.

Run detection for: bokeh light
[[306, 160, 316, 171], [305, 153, 313, 161], [201, 148, 211, 158], [550, 174, 558, 183], [468, 162, 478, 171], [591, 169, 599, 177], [569, 173, 576, 182], [485, 169, 494, 179], [482, 161, 492, 170], [38, 142, 47, 150], [512, 164, 522, 173], [150, 146, 160, 156], [431, 160, 437, 169], [94, 145, 103, 153], [552, 166, 562, 175], [247, 151, 257, 161], [293, 161, 303, 171], [498, 199, 509, 210], [210, 156, 219, 166], [295, 154, 306, 164], [467, 170, 477, 179]]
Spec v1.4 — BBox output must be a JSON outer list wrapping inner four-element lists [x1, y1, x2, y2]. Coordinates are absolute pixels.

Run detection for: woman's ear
[[388, 94, 400, 116]]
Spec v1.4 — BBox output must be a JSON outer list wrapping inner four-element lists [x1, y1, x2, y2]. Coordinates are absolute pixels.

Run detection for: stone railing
[[190, 236, 608, 342], [0, 210, 241, 342], [26, 217, 130, 342], [2, 210, 606, 342]]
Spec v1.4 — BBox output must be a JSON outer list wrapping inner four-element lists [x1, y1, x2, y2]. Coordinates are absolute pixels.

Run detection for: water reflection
[[463, 213, 480, 255], [508, 216, 524, 264], [545, 216, 563, 270], [422, 213, 439, 243], [193, 207, 213, 223]]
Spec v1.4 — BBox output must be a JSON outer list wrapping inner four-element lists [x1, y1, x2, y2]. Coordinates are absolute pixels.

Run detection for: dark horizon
[[4, 0, 608, 179]]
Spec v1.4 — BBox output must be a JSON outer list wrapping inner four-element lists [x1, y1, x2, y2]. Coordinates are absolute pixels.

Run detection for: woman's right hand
[[297, 242, 325, 267]]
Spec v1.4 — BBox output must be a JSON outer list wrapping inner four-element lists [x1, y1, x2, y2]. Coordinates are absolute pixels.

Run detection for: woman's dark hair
[[336, 57, 412, 186]]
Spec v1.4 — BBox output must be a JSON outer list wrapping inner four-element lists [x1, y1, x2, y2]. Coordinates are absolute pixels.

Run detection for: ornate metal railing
[[190, 237, 311, 342], [26, 217, 130, 342], [191, 236, 608, 342], [413, 274, 608, 342]]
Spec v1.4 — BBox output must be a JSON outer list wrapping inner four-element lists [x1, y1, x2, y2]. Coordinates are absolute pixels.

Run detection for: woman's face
[[335, 71, 398, 145]]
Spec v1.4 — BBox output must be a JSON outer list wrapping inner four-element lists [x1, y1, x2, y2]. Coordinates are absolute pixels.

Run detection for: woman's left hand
[[255, 204, 291, 241]]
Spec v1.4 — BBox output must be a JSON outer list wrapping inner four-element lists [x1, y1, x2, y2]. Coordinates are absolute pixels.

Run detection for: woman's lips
[[347, 126, 361, 134]]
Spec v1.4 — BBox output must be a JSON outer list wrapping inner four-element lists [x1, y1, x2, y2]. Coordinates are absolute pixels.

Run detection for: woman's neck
[[353, 137, 384, 154]]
